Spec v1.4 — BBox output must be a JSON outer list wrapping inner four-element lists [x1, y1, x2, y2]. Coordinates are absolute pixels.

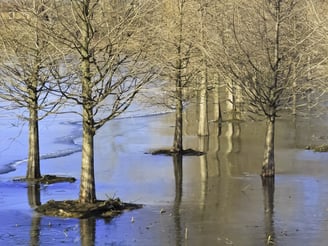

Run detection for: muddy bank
[[36, 199, 142, 218]]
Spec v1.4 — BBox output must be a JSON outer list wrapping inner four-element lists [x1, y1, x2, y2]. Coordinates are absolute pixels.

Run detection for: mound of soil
[[35, 198, 142, 219], [305, 144, 328, 152], [14, 175, 76, 184], [148, 148, 204, 156]]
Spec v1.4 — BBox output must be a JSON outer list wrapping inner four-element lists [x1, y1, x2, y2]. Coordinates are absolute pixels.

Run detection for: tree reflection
[[80, 218, 96, 246], [223, 120, 241, 176], [27, 183, 41, 208], [27, 183, 41, 246], [173, 153, 183, 246], [226, 120, 241, 155], [262, 177, 275, 245], [198, 136, 209, 210], [213, 122, 222, 176]]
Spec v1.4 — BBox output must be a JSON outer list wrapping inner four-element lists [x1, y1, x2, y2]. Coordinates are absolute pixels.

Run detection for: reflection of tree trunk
[[225, 121, 241, 154], [199, 136, 209, 210], [226, 122, 233, 154], [173, 154, 183, 245], [28, 183, 41, 246], [262, 177, 275, 245], [28, 183, 41, 208], [215, 123, 222, 176], [80, 218, 96, 246], [224, 121, 241, 176], [30, 215, 41, 246], [262, 117, 275, 177], [173, 154, 183, 208]]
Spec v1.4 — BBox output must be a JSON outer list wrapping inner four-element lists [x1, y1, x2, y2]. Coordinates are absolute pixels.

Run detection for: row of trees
[[0, 0, 327, 208], [0, 0, 156, 205]]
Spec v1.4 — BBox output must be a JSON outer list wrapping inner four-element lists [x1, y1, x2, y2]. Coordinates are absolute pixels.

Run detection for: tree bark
[[261, 116, 275, 177], [79, 50, 96, 203], [292, 79, 297, 115], [79, 105, 96, 203], [173, 5, 184, 153], [226, 77, 235, 120], [173, 85, 183, 153], [26, 94, 41, 179], [198, 69, 209, 136], [79, 1, 96, 203], [212, 74, 222, 124]]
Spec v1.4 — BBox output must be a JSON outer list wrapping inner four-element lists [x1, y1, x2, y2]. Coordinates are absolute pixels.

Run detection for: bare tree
[[305, 0, 328, 109], [43, 0, 155, 203], [218, 0, 316, 177], [0, 0, 68, 180], [149, 0, 200, 153], [196, 0, 209, 136]]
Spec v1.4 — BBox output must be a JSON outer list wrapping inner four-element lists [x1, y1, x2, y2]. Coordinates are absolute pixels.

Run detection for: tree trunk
[[79, 104, 96, 203], [213, 74, 222, 124], [198, 69, 209, 136], [226, 77, 235, 120], [173, 91, 183, 153], [173, 3, 184, 153], [292, 79, 297, 115], [79, 1, 96, 204], [261, 116, 275, 177], [26, 102, 41, 179]]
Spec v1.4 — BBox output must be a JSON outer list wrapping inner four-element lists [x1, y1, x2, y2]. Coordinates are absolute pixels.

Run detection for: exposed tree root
[[35, 198, 142, 219], [13, 175, 76, 184]]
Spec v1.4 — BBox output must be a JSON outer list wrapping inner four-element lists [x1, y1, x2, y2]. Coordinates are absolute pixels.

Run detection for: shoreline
[[0, 102, 173, 177]]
